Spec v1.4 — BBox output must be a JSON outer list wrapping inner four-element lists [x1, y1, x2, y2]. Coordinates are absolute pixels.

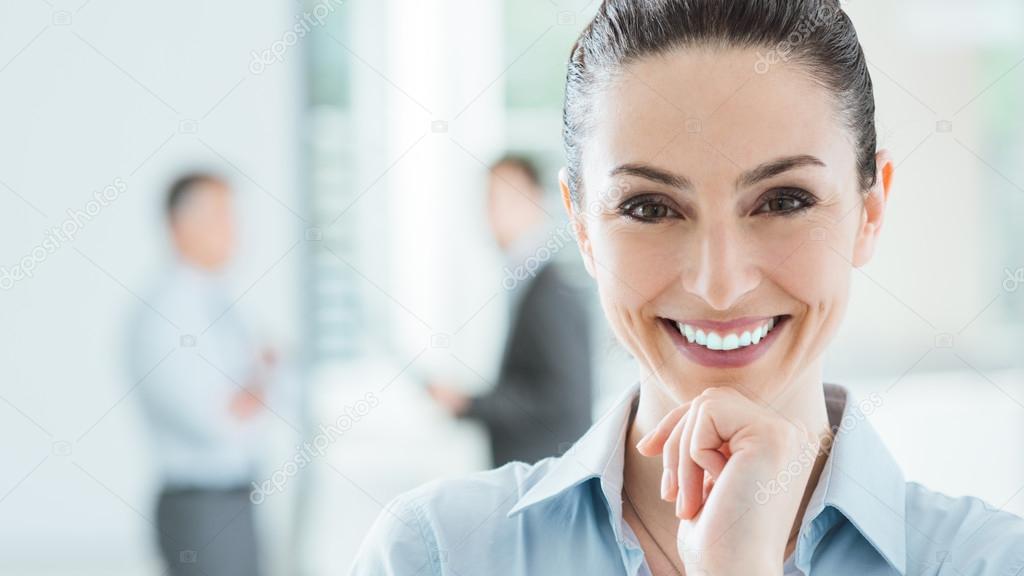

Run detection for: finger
[[661, 415, 687, 501], [719, 443, 732, 460], [636, 401, 691, 456], [677, 401, 705, 519], [702, 473, 715, 502], [690, 409, 728, 482]]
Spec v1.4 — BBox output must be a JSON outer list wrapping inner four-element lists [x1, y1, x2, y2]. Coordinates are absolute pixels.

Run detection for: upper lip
[[668, 315, 784, 332]]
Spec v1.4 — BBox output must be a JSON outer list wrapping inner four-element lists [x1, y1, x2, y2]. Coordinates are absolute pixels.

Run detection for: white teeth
[[679, 322, 696, 343], [721, 333, 739, 351], [706, 332, 723, 350], [676, 317, 781, 352]]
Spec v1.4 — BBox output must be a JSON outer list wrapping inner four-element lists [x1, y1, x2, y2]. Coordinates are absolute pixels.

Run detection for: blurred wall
[[0, 1, 303, 573], [824, 0, 1024, 379]]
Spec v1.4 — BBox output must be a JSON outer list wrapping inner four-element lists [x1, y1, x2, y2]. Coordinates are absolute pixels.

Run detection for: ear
[[559, 167, 596, 278], [852, 149, 895, 268]]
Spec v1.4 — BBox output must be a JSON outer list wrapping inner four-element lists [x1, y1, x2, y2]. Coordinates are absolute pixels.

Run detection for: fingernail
[[675, 493, 684, 518], [660, 469, 671, 500]]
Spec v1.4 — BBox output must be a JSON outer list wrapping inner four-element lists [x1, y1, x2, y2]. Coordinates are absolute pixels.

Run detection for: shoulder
[[127, 278, 178, 355], [904, 481, 1024, 574], [350, 460, 553, 575], [130, 271, 184, 331], [401, 459, 546, 521]]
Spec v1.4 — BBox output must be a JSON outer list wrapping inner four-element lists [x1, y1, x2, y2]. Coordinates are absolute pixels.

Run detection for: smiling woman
[[350, 1, 1024, 575]]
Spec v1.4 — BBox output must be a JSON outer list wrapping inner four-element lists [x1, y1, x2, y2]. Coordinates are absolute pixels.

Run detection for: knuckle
[[702, 386, 729, 398]]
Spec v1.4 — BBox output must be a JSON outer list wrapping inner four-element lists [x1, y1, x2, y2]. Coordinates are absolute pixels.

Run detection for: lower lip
[[661, 315, 790, 369]]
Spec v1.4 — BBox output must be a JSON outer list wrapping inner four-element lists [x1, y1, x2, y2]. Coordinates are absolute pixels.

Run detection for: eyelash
[[618, 194, 680, 222], [617, 188, 818, 223], [753, 188, 818, 217]]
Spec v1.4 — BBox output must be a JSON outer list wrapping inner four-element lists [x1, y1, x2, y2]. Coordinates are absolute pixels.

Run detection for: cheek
[[774, 239, 851, 313], [583, 205, 858, 362], [587, 223, 681, 360], [767, 211, 858, 352], [590, 224, 680, 311]]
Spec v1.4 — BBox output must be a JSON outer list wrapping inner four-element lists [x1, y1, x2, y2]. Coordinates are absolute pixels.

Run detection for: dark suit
[[462, 262, 593, 467]]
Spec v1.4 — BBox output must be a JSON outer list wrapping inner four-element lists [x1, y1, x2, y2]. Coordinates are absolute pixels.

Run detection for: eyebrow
[[736, 154, 827, 188], [610, 154, 827, 192], [610, 163, 693, 191]]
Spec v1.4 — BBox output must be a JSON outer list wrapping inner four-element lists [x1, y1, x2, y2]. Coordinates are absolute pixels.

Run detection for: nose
[[681, 221, 761, 311]]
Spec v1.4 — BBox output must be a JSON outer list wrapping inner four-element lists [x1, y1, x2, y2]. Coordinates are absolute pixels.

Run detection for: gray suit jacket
[[462, 263, 593, 467]]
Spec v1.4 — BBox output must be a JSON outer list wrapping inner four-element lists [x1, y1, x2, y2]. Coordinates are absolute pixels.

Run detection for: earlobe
[[559, 167, 597, 278], [852, 150, 894, 268]]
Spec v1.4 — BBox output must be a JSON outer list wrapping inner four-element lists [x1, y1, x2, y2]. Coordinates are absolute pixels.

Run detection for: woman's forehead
[[586, 48, 853, 186]]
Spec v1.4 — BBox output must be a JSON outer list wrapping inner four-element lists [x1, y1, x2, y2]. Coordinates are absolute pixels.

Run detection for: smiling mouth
[[659, 314, 792, 368], [669, 315, 791, 351]]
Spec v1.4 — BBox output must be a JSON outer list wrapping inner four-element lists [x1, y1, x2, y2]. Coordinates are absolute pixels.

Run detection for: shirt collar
[[795, 383, 907, 574], [172, 258, 223, 287], [506, 382, 638, 526], [506, 382, 907, 574]]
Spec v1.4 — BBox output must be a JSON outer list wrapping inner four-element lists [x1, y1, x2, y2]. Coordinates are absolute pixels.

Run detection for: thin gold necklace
[[622, 485, 683, 576]]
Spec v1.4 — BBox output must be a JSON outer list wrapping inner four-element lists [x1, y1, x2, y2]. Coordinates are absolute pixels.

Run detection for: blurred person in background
[[130, 173, 272, 576], [427, 154, 593, 466]]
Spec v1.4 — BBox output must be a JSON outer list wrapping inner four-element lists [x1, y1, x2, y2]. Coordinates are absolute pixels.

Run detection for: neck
[[622, 366, 833, 565], [176, 252, 223, 274]]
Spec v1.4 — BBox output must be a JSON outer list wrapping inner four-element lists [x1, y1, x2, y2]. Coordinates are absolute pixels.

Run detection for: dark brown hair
[[491, 153, 542, 189], [563, 0, 877, 206], [166, 172, 229, 220]]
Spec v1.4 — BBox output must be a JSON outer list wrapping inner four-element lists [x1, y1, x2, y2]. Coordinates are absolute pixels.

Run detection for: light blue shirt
[[129, 261, 266, 489], [351, 382, 1024, 575]]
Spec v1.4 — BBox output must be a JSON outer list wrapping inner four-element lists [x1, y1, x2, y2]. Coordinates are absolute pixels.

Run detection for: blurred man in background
[[428, 155, 593, 467], [130, 173, 271, 576]]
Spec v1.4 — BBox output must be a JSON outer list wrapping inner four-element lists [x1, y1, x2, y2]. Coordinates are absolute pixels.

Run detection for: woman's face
[[563, 47, 893, 404]]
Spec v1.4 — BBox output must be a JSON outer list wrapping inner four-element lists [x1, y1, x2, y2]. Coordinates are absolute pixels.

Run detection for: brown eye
[[766, 197, 801, 212], [635, 203, 669, 220], [619, 195, 680, 222], [754, 188, 818, 216]]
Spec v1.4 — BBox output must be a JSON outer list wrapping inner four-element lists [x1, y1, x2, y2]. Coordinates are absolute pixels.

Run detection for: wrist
[[685, 550, 781, 576]]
